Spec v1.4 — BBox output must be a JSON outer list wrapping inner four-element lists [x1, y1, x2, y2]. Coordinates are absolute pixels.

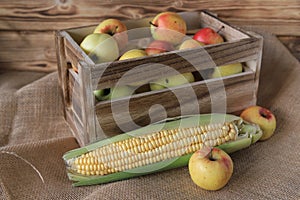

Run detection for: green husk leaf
[[218, 138, 252, 154]]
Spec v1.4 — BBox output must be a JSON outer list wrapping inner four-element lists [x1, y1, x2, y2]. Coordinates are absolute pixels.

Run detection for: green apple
[[211, 63, 243, 78], [94, 85, 134, 101], [188, 146, 233, 191], [150, 72, 195, 91], [80, 33, 119, 63]]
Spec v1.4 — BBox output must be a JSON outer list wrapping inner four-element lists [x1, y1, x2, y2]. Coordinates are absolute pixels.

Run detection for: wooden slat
[[0, 61, 57, 72], [65, 107, 86, 146], [94, 71, 256, 137], [0, 0, 299, 36], [0, 31, 56, 72], [78, 61, 97, 143], [68, 69, 83, 122]]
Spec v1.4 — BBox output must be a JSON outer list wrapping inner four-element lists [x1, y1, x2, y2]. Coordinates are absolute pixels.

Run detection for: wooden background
[[0, 0, 299, 72]]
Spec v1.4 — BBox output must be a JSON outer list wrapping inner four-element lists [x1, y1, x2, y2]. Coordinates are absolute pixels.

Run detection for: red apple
[[145, 40, 174, 55], [240, 106, 276, 141], [94, 18, 128, 50], [150, 12, 187, 45], [188, 146, 233, 191], [193, 27, 224, 45]]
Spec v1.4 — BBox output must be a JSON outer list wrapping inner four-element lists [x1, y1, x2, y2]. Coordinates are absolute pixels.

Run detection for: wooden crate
[[55, 11, 263, 146]]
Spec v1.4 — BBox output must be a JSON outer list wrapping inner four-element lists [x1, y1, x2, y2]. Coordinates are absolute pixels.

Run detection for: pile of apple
[[79, 12, 243, 101], [189, 105, 276, 191]]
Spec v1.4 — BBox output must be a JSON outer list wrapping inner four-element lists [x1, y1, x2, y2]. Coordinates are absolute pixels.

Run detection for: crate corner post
[[78, 61, 97, 145]]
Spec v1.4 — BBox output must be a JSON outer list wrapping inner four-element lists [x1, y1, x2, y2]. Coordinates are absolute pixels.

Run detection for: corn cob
[[63, 113, 262, 186]]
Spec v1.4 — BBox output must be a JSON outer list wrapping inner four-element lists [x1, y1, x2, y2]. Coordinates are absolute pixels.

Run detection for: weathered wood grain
[[0, 31, 56, 72], [65, 107, 86, 146], [79, 62, 97, 143], [68, 69, 83, 122], [0, 0, 299, 35], [95, 71, 256, 138]]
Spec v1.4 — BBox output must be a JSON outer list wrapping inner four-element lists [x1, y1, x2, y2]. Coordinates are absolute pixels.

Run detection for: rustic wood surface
[[0, 0, 299, 32], [0, 0, 299, 72]]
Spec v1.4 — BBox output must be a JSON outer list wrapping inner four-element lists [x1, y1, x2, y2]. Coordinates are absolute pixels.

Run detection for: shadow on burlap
[[0, 29, 299, 200]]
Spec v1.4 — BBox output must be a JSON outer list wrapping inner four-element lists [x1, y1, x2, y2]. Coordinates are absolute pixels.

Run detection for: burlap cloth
[[0, 28, 299, 200]]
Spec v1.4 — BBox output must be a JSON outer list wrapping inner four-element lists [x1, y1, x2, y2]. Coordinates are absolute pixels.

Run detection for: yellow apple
[[188, 146, 233, 191], [179, 39, 204, 50], [119, 49, 148, 87], [150, 72, 194, 91], [119, 49, 147, 60], [80, 33, 119, 63], [211, 63, 243, 78], [240, 106, 276, 141]]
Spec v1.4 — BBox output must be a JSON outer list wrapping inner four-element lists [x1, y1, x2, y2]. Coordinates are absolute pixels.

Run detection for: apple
[[150, 12, 187, 45], [240, 106, 276, 141], [193, 27, 224, 45], [94, 85, 134, 101], [119, 49, 147, 60], [188, 146, 233, 191], [211, 63, 243, 78], [80, 33, 119, 63], [179, 39, 204, 50], [145, 40, 174, 56], [94, 18, 128, 50], [150, 72, 194, 91], [145, 38, 196, 91], [119, 49, 148, 86]]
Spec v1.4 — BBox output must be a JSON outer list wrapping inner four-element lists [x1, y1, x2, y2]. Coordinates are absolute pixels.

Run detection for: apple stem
[[217, 26, 225, 34], [149, 21, 158, 27], [208, 148, 216, 161]]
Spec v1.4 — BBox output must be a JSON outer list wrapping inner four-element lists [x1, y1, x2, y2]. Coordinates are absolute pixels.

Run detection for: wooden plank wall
[[0, 0, 299, 72]]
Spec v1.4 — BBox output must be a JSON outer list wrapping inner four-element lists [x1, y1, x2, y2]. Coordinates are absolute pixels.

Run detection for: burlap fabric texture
[[0, 29, 299, 200]]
